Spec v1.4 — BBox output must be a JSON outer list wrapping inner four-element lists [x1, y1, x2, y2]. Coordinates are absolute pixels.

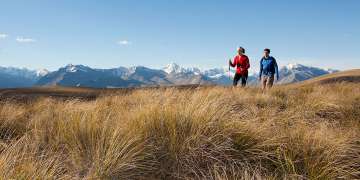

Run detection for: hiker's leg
[[261, 76, 267, 90], [267, 75, 274, 89], [241, 72, 248, 87], [241, 76, 246, 87], [233, 73, 240, 87]]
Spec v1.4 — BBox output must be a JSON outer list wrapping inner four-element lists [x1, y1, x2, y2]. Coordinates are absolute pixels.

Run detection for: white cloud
[[117, 40, 131, 46], [16, 37, 36, 43], [0, 33, 8, 39]]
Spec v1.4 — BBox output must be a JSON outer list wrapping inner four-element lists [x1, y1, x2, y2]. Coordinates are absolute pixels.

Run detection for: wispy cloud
[[16, 37, 36, 43], [0, 33, 8, 39], [117, 40, 131, 46]]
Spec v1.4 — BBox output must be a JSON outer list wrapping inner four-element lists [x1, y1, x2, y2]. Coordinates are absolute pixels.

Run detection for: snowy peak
[[285, 63, 304, 70], [0, 66, 49, 78], [277, 63, 338, 84], [63, 64, 92, 73], [36, 69, 49, 77], [65, 64, 77, 72], [163, 63, 202, 75], [202, 67, 228, 78], [282, 63, 337, 74], [186, 67, 201, 75], [164, 64, 229, 78], [163, 63, 184, 74], [0, 66, 50, 88]]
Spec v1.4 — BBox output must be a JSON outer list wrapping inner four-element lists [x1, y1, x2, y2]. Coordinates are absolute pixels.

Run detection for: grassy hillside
[[295, 69, 360, 86], [0, 71, 359, 179]]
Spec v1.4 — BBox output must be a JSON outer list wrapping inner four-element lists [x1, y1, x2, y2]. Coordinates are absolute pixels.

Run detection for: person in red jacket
[[229, 47, 250, 87]]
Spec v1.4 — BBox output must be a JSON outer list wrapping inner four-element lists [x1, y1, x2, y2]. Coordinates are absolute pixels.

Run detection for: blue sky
[[0, 0, 359, 71]]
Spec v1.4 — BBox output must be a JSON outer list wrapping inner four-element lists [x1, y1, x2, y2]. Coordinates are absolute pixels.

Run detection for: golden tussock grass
[[0, 83, 359, 179]]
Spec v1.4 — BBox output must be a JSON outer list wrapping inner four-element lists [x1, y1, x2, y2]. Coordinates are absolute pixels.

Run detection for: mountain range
[[0, 67, 48, 88], [0, 63, 337, 88]]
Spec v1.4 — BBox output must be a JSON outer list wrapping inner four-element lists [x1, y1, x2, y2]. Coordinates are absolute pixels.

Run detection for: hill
[[298, 69, 360, 85]]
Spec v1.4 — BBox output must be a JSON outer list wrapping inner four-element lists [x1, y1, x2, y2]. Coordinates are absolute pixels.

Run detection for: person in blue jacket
[[259, 48, 279, 90]]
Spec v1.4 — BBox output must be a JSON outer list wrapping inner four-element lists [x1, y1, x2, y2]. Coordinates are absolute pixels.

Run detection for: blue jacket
[[259, 56, 279, 79]]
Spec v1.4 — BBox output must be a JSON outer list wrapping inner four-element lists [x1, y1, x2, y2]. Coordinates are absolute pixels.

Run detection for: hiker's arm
[[274, 58, 279, 80], [259, 59, 263, 79], [246, 57, 250, 69], [229, 58, 236, 67]]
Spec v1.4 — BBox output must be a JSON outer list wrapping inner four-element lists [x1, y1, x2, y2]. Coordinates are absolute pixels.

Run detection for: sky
[[0, 0, 359, 71]]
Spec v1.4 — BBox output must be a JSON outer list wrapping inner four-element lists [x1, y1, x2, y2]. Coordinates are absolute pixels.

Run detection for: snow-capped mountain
[[163, 63, 184, 74], [278, 63, 338, 84], [36, 69, 50, 77], [63, 64, 93, 73], [202, 68, 228, 78], [0, 67, 48, 79], [0, 63, 338, 88], [163, 63, 201, 75], [36, 64, 140, 87], [0, 66, 49, 88]]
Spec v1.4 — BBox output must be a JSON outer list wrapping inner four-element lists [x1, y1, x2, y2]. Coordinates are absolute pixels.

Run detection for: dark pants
[[233, 72, 248, 87]]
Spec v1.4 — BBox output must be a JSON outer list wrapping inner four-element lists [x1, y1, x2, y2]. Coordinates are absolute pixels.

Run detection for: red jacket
[[230, 55, 250, 75]]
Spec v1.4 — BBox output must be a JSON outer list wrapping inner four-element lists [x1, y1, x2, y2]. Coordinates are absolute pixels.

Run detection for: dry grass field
[[0, 70, 359, 179]]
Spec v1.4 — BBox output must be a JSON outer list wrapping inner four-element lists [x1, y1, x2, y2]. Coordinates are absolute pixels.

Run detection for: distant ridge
[[0, 63, 339, 88]]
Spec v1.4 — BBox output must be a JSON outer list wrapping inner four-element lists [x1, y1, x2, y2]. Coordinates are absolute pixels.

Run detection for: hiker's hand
[[258, 77, 262, 81]]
